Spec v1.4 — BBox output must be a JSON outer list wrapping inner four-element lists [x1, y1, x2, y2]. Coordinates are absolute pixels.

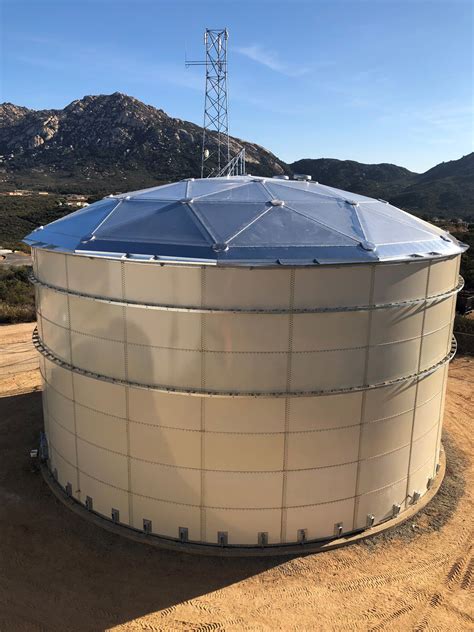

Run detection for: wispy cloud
[[377, 102, 473, 135], [234, 44, 310, 77], [13, 45, 203, 93]]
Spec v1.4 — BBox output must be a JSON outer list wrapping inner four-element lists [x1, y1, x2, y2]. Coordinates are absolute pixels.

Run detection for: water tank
[[25, 176, 466, 550]]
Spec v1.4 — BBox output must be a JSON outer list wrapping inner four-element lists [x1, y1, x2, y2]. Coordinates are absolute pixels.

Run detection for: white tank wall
[[34, 249, 460, 546]]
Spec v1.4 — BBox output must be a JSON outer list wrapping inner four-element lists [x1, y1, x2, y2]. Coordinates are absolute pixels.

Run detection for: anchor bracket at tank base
[[39, 448, 446, 558]]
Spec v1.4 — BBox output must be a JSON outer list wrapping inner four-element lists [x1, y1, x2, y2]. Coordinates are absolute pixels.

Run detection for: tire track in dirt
[[368, 604, 416, 631], [461, 556, 473, 590], [1, 327, 473, 632], [413, 538, 473, 631], [329, 554, 450, 593]]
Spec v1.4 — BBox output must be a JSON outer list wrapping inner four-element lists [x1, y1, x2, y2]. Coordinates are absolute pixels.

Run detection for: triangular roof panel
[[23, 175, 467, 265]]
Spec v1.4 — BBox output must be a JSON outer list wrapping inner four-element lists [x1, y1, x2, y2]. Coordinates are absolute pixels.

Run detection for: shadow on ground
[[0, 390, 468, 631], [0, 391, 282, 632]]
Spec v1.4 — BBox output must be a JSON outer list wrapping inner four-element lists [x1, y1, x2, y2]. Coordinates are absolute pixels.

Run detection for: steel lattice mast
[[186, 28, 230, 178]]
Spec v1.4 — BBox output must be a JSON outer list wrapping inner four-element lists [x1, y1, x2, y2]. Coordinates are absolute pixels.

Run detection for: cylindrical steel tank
[[25, 176, 466, 549]]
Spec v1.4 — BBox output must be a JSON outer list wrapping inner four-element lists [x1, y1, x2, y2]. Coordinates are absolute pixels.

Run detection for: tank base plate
[[40, 448, 446, 557]]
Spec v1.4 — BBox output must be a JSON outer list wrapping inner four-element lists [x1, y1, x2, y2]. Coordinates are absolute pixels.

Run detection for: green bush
[[453, 314, 474, 355], [0, 265, 36, 323]]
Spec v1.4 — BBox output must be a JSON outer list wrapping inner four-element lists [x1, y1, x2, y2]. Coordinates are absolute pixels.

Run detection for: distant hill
[[290, 154, 474, 220], [0, 92, 472, 219], [0, 93, 289, 195], [290, 158, 416, 199], [389, 153, 474, 219]]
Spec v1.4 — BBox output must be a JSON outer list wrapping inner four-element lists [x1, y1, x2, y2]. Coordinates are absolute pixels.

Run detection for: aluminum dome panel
[[188, 178, 252, 198], [283, 200, 367, 242], [27, 198, 119, 250], [358, 200, 446, 236], [265, 180, 341, 203], [192, 201, 269, 242], [93, 200, 213, 246], [194, 181, 269, 203], [24, 175, 467, 264], [230, 205, 358, 247], [356, 205, 438, 245], [120, 180, 188, 201]]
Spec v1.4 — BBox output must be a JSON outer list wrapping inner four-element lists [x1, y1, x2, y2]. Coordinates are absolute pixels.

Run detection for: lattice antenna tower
[[186, 28, 230, 178]]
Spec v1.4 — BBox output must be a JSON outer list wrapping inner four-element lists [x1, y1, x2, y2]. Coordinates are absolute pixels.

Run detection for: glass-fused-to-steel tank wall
[[33, 248, 460, 546]]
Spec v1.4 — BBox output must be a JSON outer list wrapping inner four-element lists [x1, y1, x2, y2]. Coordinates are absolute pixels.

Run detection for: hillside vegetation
[[0, 266, 35, 323], [0, 92, 472, 337], [0, 93, 472, 219], [0, 93, 289, 196], [290, 154, 474, 220]]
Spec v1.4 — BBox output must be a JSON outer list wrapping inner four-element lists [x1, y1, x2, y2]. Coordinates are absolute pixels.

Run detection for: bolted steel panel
[[33, 249, 461, 547]]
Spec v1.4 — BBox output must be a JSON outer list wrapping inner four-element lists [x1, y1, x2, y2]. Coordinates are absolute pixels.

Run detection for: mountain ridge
[[289, 154, 474, 219], [0, 92, 290, 193], [0, 92, 472, 219]]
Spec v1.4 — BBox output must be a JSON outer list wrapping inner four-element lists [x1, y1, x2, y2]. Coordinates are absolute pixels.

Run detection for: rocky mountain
[[290, 154, 474, 220], [0, 93, 289, 194], [0, 93, 472, 219]]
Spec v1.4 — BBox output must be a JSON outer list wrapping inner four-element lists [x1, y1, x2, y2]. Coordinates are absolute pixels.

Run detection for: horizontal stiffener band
[[29, 273, 464, 315], [34, 327, 458, 398]]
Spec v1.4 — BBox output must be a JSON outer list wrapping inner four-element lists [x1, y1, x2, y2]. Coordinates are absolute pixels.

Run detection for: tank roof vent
[[293, 174, 312, 181]]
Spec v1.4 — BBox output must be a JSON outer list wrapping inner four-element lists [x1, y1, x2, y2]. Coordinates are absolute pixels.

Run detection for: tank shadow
[[0, 390, 284, 632]]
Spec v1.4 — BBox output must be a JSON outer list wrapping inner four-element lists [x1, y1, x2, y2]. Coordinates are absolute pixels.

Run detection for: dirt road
[[0, 323, 472, 631], [0, 322, 39, 394]]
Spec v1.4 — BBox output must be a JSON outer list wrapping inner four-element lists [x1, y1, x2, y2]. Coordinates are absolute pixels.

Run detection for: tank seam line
[[36, 308, 454, 353], [46, 401, 441, 462], [432, 363, 448, 480], [122, 260, 134, 526], [30, 272, 464, 315], [352, 264, 375, 530], [200, 266, 207, 540], [40, 374, 443, 431], [33, 329, 456, 398], [280, 269, 294, 542], [405, 260, 431, 502], [47, 440, 435, 510], [65, 255, 81, 502], [36, 366, 448, 422], [39, 380, 444, 437]]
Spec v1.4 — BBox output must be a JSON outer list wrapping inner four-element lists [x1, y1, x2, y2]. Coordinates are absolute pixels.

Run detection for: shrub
[[0, 265, 36, 323]]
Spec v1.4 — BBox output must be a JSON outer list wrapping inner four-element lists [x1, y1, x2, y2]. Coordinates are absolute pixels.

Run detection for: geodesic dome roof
[[24, 175, 467, 265]]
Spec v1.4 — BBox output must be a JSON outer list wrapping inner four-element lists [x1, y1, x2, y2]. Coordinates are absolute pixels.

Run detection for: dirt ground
[[0, 322, 39, 394], [0, 323, 472, 631]]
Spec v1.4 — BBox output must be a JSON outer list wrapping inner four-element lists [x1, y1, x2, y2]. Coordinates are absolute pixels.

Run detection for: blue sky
[[1, 0, 472, 172]]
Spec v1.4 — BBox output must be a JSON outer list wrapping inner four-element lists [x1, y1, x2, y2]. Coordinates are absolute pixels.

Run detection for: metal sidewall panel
[[35, 250, 459, 546]]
